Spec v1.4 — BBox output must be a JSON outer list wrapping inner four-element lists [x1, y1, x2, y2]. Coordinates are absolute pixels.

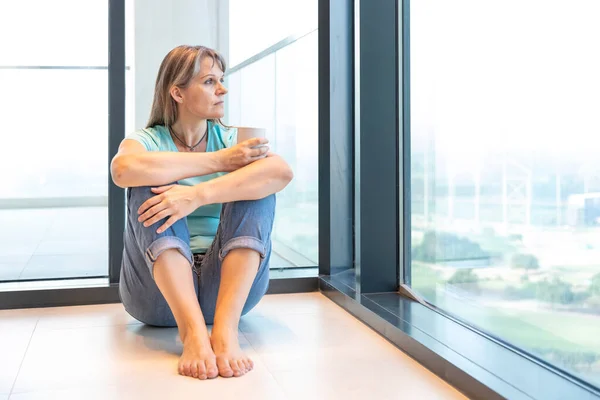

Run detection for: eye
[[205, 78, 214, 84]]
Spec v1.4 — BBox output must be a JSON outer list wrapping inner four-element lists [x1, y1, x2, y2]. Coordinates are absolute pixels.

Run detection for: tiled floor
[[0, 293, 468, 400]]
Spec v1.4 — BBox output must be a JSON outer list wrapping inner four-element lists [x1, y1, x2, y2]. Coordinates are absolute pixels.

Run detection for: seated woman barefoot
[[110, 45, 293, 380]]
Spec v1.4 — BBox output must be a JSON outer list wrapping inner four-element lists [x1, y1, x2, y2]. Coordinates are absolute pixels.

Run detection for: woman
[[110, 45, 293, 380]]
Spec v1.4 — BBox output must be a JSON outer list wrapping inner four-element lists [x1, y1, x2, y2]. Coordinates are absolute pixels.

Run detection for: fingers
[[151, 185, 175, 194], [138, 195, 162, 215], [249, 145, 270, 158], [138, 202, 167, 224], [157, 215, 179, 234], [242, 137, 269, 148], [142, 209, 171, 228]]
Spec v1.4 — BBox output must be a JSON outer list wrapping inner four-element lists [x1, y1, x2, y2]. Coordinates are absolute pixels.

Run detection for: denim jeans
[[119, 186, 275, 327]]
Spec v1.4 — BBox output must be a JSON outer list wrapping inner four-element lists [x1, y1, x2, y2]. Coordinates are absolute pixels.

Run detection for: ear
[[170, 86, 184, 104]]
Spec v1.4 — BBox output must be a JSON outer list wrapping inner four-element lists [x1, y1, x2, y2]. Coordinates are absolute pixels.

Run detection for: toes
[[190, 362, 199, 378], [197, 361, 208, 380], [206, 359, 219, 379], [216, 357, 234, 378], [231, 360, 245, 376], [243, 359, 253, 371], [181, 361, 192, 377]]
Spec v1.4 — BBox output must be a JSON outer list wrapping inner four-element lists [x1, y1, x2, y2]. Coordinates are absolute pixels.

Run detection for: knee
[[128, 184, 180, 210], [220, 195, 276, 237], [223, 194, 276, 218], [124, 186, 191, 256], [127, 186, 159, 210], [257, 193, 276, 209], [128, 186, 154, 201]]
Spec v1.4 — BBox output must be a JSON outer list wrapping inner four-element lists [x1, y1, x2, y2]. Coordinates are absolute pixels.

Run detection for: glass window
[[0, 1, 109, 281], [226, 32, 318, 268], [273, 31, 319, 266], [0, 0, 108, 66], [228, 0, 317, 66], [409, 0, 600, 387]]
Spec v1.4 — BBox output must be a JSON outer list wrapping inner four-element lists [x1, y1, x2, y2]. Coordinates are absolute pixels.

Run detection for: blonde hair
[[146, 45, 227, 128]]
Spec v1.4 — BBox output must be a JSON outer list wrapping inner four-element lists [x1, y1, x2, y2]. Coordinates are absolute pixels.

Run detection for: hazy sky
[[411, 0, 600, 166]]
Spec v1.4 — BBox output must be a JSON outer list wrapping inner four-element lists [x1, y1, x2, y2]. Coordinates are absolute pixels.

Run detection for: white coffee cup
[[236, 127, 268, 149]]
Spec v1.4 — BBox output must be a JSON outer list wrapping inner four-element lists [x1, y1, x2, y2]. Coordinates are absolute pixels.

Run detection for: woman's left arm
[[137, 153, 292, 233], [197, 153, 293, 204]]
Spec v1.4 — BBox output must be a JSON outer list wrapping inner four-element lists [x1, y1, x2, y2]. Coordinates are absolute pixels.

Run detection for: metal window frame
[[357, 0, 400, 294], [318, 0, 354, 280], [108, 0, 126, 286], [227, 29, 317, 75]]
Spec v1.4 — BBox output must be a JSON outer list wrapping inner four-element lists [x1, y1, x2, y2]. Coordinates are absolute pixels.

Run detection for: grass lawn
[[503, 308, 600, 353], [411, 263, 600, 354], [434, 292, 591, 354]]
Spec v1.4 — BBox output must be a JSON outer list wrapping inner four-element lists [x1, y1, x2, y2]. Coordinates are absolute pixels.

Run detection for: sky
[[411, 0, 600, 168]]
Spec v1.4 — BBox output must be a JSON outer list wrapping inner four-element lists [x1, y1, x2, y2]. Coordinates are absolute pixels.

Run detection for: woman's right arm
[[110, 137, 270, 188]]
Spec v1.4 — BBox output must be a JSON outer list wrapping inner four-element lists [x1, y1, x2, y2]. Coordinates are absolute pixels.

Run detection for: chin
[[210, 111, 225, 119]]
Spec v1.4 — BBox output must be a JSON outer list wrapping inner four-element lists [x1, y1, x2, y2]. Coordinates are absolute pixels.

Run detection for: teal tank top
[[126, 121, 237, 253]]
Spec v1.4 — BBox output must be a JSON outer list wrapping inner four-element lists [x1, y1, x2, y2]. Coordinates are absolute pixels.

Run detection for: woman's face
[[175, 56, 228, 119]]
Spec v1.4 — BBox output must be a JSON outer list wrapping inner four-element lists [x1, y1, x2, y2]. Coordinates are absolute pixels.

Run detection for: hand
[[216, 138, 270, 172], [137, 185, 201, 233]]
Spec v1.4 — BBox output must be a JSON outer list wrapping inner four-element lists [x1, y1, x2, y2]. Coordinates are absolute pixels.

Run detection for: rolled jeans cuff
[[218, 236, 267, 262], [145, 236, 193, 279]]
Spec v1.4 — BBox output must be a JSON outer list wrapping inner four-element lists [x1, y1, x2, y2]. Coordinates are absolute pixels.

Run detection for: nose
[[216, 81, 228, 95]]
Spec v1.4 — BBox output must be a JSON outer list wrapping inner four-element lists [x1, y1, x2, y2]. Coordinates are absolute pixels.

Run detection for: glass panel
[[409, 0, 600, 387], [239, 55, 276, 135], [0, 4, 108, 282], [226, 34, 318, 268], [274, 31, 319, 266], [225, 72, 242, 127], [0, 70, 108, 198], [228, 0, 318, 66], [0, 0, 108, 66]]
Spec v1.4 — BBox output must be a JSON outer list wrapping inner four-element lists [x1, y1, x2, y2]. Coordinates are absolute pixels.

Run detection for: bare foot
[[210, 327, 254, 378], [179, 331, 219, 380]]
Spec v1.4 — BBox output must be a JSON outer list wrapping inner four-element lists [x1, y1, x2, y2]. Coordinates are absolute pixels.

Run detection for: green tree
[[504, 283, 536, 300], [511, 253, 540, 270], [536, 277, 575, 306], [413, 231, 490, 263], [591, 273, 600, 296], [448, 269, 479, 285], [586, 295, 600, 311]]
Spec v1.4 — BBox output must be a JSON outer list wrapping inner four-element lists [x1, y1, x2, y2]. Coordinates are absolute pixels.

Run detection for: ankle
[[212, 320, 238, 336], [210, 331, 239, 351], [180, 323, 210, 344]]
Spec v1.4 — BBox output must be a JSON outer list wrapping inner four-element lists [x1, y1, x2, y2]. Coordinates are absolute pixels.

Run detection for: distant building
[[566, 193, 600, 227]]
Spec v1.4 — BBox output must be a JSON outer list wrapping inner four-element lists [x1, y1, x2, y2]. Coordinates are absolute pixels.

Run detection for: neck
[[171, 117, 208, 147]]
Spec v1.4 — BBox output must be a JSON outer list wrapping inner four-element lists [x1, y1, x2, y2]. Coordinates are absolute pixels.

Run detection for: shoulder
[[125, 126, 170, 151]]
